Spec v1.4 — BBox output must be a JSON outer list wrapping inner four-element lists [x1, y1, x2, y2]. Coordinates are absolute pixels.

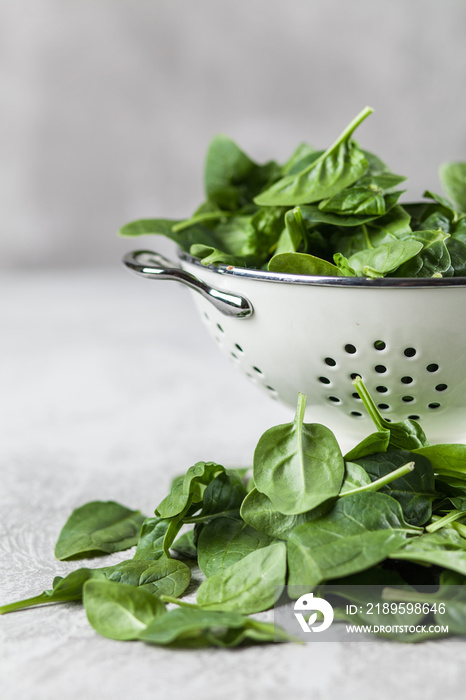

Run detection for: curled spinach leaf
[[254, 107, 372, 206]]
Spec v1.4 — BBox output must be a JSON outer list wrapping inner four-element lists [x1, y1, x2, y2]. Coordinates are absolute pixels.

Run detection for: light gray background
[[2, 4, 466, 699], [1, 0, 466, 268]]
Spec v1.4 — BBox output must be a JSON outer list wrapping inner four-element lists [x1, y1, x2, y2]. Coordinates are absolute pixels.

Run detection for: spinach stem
[[0, 593, 49, 614], [160, 595, 200, 608], [352, 376, 386, 432], [426, 510, 466, 533], [362, 225, 373, 249], [295, 392, 307, 426], [340, 462, 415, 497], [323, 106, 373, 158]]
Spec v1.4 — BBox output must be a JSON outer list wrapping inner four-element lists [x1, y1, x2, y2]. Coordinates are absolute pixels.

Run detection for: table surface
[[1, 268, 464, 700]]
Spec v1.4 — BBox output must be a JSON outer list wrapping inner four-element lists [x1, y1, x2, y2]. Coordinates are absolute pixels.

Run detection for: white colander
[[124, 249, 466, 446]]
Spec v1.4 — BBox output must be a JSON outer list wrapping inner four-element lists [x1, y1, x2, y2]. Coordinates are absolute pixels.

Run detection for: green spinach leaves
[[3, 380, 466, 644], [120, 108, 466, 278]]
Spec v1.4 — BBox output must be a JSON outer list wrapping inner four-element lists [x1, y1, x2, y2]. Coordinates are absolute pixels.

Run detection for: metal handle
[[123, 250, 253, 319]]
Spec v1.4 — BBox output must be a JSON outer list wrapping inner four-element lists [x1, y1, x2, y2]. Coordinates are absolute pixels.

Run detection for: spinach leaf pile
[[2, 379, 466, 644], [119, 108, 466, 278]]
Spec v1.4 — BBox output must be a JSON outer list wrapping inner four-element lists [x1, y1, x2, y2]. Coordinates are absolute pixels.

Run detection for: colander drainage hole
[[408, 414, 420, 420], [324, 357, 337, 367], [375, 365, 387, 373], [374, 340, 386, 351], [345, 344, 357, 354], [328, 396, 341, 403], [376, 386, 388, 393], [401, 376, 413, 384], [253, 366, 263, 375], [427, 363, 439, 373], [217, 323, 224, 333], [402, 396, 414, 403], [428, 402, 441, 409], [204, 312, 210, 322], [350, 411, 363, 417], [352, 392, 361, 400], [235, 343, 244, 353], [319, 376, 331, 385], [350, 372, 362, 381], [404, 347, 417, 358], [436, 384, 448, 392], [378, 403, 390, 410]]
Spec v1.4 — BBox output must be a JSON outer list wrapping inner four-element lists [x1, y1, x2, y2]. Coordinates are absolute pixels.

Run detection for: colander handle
[[123, 250, 253, 319]]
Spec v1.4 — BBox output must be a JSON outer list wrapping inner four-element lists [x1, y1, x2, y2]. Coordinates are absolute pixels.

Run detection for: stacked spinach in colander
[[3, 379, 466, 644], [120, 106, 466, 278]]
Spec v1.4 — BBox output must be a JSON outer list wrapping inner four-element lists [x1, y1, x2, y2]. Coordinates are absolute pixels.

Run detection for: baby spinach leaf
[[138, 606, 292, 647], [268, 251, 345, 276], [344, 430, 390, 460], [83, 579, 166, 640], [133, 517, 169, 561], [118, 218, 220, 252], [439, 162, 466, 213], [196, 541, 286, 613], [300, 203, 389, 228], [204, 134, 280, 211], [104, 558, 191, 598], [392, 229, 451, 278], [155, 462, 225, 519], [253, 393, 344, 515], [240, 487, 331, 540], [281, 142, 318, 175], [347, 237, 423, 278], [189, 244, 248, 268], [339, 462, 372, 493], [197, 516, 273, 577], [390, 528, 466, 576], [54, 501, 146, 561], [446, 236, 466, 276], [319, 186, 386, 217], [287, 492, 421, 590], [254, 107, 372, 206], [352, 450, 436, 526], [0, 568, 107, 614], [281, 206, 307, 254], [0, 556, 187, 615], [412, 444, 466, 479], [353, 376, 429, 450], [186, 470, 247, 523]]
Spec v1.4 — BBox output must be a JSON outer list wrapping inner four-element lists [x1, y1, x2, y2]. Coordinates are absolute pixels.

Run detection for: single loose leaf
[[138, 606, 292, 647], [254, 107, 372, 206], [83, 579, 166, 640], [240, 487, 330, 540], [54, 501, 146, 560], [105, 558, 191, 598], [253, 393, 344, 515], [196, 541, 287, 614], [155, 462, 225, 519]]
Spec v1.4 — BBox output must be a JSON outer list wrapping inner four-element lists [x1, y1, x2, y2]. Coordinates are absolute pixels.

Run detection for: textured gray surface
[[1, 269, 466, 699], [1, 0, 466, 268]]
